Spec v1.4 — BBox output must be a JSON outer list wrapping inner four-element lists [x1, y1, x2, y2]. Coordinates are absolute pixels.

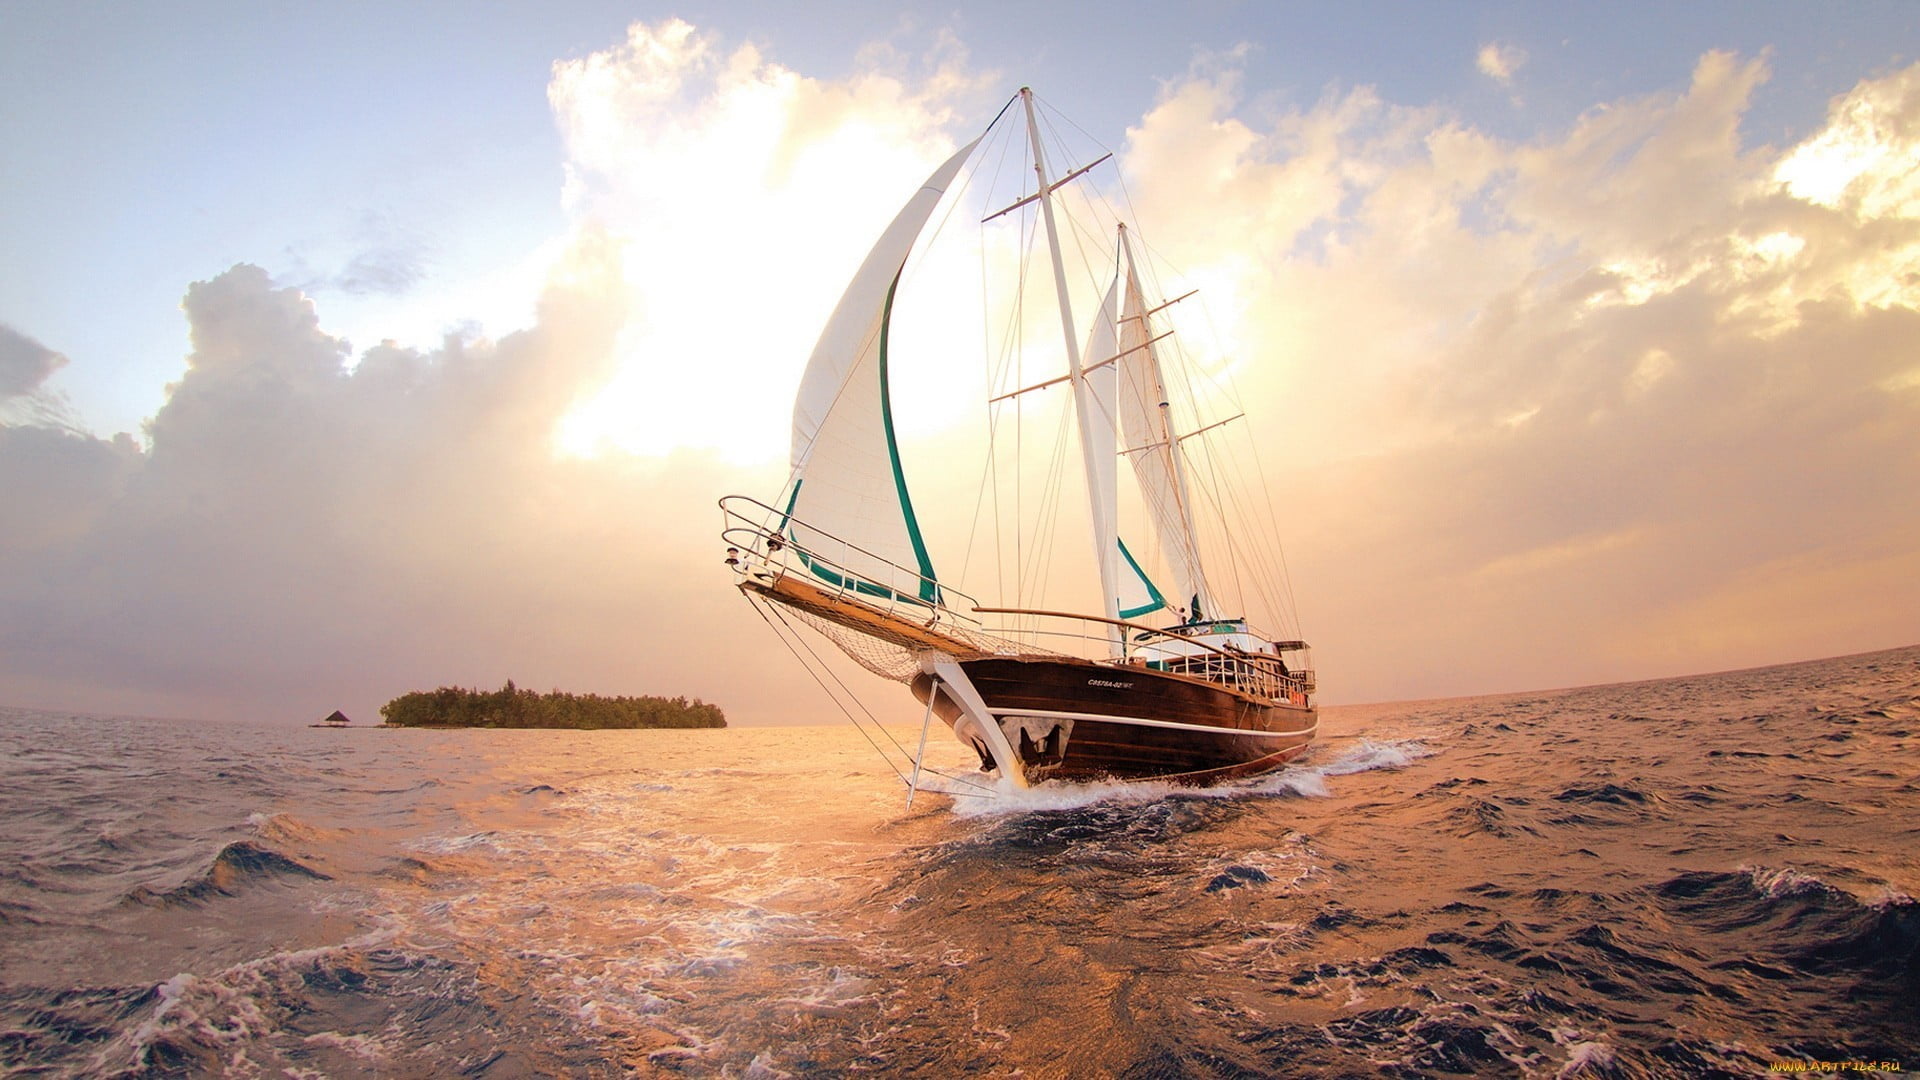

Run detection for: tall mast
[[1021, 88, 1123, 652]]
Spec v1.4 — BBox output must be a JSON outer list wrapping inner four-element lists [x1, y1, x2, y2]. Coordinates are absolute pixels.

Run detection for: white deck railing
[[720, 495, 1313, 703]]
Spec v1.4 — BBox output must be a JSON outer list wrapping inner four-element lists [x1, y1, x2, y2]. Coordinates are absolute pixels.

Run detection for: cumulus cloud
[[1117, 52, 1920, 696], [1477, 41, 1527, 86], [0, 241, 799, 724], [2, 22, 1915, 725], [544, 18, 990, 461], [0, 19, 978, 725]]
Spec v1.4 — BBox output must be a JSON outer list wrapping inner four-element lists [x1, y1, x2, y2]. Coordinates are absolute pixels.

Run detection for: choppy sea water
[[2, 647, 1916, 1078]]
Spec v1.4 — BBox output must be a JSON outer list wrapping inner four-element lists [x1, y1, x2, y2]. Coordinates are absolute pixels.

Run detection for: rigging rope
[[748, 594, 998, 799]]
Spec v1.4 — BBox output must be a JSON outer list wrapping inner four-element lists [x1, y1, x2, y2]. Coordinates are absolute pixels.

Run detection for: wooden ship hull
[[730, 556, 1317, 791], [911, 657, 1316, 786]]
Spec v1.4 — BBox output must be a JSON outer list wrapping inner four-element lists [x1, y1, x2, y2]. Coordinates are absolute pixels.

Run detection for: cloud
[[0, 243, 798, 724], [0, 324, 68, 398], [2, 25, 1915, 727], [1477, 41, 1527, 86], [279, 210, 433, 300], [543, 18, 990, 461], [332, 243, 428, 297], [1115, 53, 1920, 697], [0, 18, 981, 726]]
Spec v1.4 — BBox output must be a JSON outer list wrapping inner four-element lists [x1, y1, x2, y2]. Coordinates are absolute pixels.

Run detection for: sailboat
[[720, 88, 1315, 791]]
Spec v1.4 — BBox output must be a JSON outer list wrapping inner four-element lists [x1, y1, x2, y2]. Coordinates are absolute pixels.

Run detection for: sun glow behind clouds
[[1774, 72, 1920, 217], [545, 20, 977, 463]]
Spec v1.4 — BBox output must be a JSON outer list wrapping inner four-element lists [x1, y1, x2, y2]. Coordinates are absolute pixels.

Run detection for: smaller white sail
[[783, 139, 980, 606], [1081, 275, 1172, 625], [1118, 247, 1214, 621], [1079, 274, 1122, 629]]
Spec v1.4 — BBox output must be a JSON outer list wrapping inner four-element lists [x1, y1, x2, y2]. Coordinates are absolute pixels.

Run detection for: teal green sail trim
[[1116, 537, 1169, 619], [878, 269, 943, 605], [778, 481, 936, 608]]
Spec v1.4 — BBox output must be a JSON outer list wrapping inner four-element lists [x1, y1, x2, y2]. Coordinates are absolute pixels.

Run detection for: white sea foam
[[1241, 738, 1433, 798], [946, 776, 1178, 817], [300, 1029, 389, 1063], [771, 966, 871, 1013], [743, 1052, 795, 1079], [1261, 771, 1332, 798], [417, 830, 511, 855], [1871, 887, 1916, 909], [88, 938, 393, 1076], [1316, 738, 1435, 776], [947, 737, 1433, 814], [1742, 864, 1833, 898], [1557, 1041, 1616, 1077]]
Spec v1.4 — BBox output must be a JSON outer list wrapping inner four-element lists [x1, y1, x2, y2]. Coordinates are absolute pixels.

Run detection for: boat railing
[[721, 497, 1314, 701], [718, 495, 991, 635], [972, 606, 1314, 705]]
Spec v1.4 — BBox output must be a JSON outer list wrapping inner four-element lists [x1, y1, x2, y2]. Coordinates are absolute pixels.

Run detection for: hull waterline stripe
[[991, 706, 1319, 740]]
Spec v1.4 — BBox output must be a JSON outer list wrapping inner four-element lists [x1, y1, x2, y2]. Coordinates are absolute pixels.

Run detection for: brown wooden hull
[[911, 657, 1316, 786]]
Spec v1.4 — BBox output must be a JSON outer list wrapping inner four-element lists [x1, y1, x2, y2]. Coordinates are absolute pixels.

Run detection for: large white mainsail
[[782, 138, 980, 606], [1116, 229, 1214, 621]]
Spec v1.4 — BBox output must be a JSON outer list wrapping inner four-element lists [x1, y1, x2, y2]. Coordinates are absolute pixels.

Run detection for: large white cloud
[[545, 18, 989, 462], [1113, 51, 1920, 696], [0, 240, 795, 723], [0, 24, 1914, 725]]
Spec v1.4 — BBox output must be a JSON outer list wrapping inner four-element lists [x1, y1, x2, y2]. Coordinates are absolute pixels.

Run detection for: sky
[[2, 1, 1917, 725]]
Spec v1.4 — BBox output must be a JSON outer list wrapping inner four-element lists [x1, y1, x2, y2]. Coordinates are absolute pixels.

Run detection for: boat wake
[[1240, 738, 1433, 798], [945, 737, 1432, 816]]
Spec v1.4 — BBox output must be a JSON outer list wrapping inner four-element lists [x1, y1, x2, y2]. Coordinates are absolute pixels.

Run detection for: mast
[[1119, 223, 1213, 620], [1021, 88, 1123, 653]]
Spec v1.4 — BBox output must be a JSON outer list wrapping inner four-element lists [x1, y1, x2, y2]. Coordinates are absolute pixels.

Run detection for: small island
[[380, 680, 726, 729]]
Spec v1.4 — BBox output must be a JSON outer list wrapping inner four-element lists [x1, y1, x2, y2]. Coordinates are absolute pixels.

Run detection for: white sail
[[1082, 273, 1169, 623], [1080, 274, 1122, 628], [1118, 244, 1213, 620], [783, 139, 979, 606]]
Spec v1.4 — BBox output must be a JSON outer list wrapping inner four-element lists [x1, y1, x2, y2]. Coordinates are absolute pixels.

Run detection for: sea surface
[[2, 647, 1916, 1078]]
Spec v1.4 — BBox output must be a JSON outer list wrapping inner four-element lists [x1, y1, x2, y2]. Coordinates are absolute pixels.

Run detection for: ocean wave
[[415, 830, 511, 855], [1655, 866, 1920, 986], [1553, 1037, 1616, 1079], [121, 841, 330, 907], [0, 897, 47, 926], [378, 852, 499, 885], [1445, 795, 1535, 838], [247, 811, 351, 846], [42, 940, 620, 1078], [1318, 738, 1435, 776], [1552, 781, 1655, 805]]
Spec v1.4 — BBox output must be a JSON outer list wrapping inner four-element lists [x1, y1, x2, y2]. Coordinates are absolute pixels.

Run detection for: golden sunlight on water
[[2, 647, 1916, 1075]]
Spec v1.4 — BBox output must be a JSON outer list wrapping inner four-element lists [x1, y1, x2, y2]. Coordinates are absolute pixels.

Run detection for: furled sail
[[784, 139, 980, 606], [1117, 247, 1213, 620]]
